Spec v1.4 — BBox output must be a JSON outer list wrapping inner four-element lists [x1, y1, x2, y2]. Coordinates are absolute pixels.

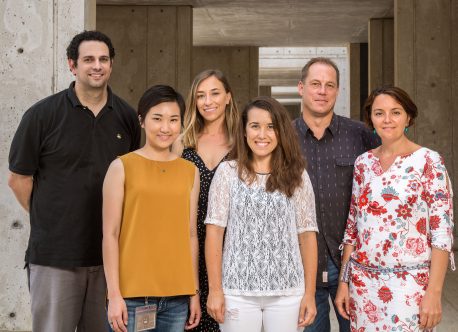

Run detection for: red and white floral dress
[[343, 147, 454, 332]]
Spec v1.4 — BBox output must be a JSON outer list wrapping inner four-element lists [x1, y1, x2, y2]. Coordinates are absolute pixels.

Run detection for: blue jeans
[[117, 296, 189, 332], [304, 259, 350, 332]]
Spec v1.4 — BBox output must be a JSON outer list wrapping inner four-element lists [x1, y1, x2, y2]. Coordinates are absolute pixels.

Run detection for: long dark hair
[[232, 96, 306, 197]]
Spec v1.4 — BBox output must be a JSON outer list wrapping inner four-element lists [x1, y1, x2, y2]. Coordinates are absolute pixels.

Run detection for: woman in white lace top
[[205, 96, 319, 332]]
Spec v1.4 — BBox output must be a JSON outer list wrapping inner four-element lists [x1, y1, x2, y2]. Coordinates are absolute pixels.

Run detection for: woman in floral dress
[[335, 86, 454, 332]]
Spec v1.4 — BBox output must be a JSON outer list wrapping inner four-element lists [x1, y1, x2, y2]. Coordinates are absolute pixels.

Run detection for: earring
[[373, 129, 377, 135], [404, 127, 409, 133]]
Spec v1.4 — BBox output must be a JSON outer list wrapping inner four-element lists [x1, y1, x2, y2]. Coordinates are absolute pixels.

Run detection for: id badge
[[135, 304, 157, 331]]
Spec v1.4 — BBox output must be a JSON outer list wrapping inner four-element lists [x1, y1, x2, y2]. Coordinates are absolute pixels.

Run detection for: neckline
[[191, 148, 228, 172], [132, 151, 179, 163], [370, 146, 425, 174]]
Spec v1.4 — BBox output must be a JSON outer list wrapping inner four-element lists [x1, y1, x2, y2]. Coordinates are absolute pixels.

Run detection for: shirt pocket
[[335, 157, 356, 188]]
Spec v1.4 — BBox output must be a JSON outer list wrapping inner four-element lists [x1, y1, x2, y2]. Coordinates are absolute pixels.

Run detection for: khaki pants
[[28, 264, 107, 332]]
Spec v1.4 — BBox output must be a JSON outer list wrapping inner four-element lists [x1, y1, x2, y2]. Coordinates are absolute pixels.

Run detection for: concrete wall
[[0, 1, 94, 330], [369, 18, 394, 92], [96, 5, 192, 109], [192, 46, 259, 111], [394, 0, 457, 241]]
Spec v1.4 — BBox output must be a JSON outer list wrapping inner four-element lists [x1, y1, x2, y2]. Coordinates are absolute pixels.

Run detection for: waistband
[[341, 257, 430, 283]]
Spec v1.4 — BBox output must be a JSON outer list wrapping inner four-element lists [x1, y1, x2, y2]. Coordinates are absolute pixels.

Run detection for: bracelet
[[340, 261, 351, 283]]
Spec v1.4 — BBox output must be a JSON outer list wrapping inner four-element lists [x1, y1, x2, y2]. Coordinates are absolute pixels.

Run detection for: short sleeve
[[204, 161, 233, 228], [292, 170, 318, 234], [342, 154, 365, 246], [421, 151, 454, 253], [8, 107, 43, 175]]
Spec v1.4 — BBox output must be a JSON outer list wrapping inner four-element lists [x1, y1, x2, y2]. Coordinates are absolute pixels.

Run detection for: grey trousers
[[28, 263, 108, 332]]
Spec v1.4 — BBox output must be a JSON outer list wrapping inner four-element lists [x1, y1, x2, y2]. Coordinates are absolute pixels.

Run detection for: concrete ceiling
[[97, 0, 394, 46]]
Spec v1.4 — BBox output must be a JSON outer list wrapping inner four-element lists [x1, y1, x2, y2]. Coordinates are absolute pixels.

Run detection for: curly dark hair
[[232, 96, 306, 198], [66, 30, 115, 65]]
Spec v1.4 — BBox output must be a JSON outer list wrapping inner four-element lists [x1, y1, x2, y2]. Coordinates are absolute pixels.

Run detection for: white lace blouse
[[205, 161, 318, 296]]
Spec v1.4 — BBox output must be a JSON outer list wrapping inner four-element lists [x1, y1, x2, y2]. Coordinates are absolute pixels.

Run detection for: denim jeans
[[304, 259, 350, 332], [117, 296, 189, 332]]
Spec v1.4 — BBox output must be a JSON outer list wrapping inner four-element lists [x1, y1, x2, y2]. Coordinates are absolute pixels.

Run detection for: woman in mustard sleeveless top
[[103, 85, 201, 332]]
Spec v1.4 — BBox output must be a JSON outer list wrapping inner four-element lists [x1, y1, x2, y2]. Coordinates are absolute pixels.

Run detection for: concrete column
[[368, 18, 394, 92], [259, 86, 271, 97], [97, 5, 192, 108], [0, 0, 93, 330], [192, 46, 259, 110], [394, 0, 457, 244], [349, 43, 369, 121]]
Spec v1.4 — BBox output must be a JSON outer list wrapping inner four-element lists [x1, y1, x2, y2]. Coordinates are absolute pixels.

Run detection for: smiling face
[[68, 40, 112, 91], [371, 94, 410, 142], [245, 107, 278, 163], [142, 101, 181, 151], [298, 62, 339, 118], [195, 75, 231, 124]]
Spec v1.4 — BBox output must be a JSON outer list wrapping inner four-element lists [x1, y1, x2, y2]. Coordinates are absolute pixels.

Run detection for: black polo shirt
[[9, 82, 141, 268], [293, 114, 380, 287]]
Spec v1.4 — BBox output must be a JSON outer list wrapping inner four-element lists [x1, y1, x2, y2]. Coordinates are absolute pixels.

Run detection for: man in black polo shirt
[[293, 57, 380, 332], [8, 30, 141, 331]]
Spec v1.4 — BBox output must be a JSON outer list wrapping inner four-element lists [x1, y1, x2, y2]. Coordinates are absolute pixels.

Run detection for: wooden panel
[[96, 5, 147, 109]]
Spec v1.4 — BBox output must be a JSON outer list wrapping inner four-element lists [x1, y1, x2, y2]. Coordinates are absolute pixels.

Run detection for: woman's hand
[[335, 282, 350, 320], [298, 292, 317, 327], [207, 289, 225, 323], [419, 289, 442, 329], [107, 295, 128, 332], [185, 294, 202, 330]]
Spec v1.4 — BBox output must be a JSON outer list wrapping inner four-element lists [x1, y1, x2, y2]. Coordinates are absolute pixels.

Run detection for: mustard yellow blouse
[[118, 152, 196, 298]]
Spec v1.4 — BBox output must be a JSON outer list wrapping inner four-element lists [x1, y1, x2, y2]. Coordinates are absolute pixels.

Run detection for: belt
[[341, 256, 430, 283]]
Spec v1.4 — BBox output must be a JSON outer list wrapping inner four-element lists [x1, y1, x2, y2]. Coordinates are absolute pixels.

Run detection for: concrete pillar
[[0, 0, 94, 330], [349, 43, 368, 121], [368, 18, 394, 92], [259, 85, 271, 97], [97, 5, 192, 108], [394, 0, 457, 244], [192, 46, 259, 110], [349, 43, 361, 120]]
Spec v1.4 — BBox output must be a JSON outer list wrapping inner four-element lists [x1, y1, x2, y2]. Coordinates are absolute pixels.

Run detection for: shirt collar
[[66, 82, 114, 109], [297, 112, 339, 137]]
